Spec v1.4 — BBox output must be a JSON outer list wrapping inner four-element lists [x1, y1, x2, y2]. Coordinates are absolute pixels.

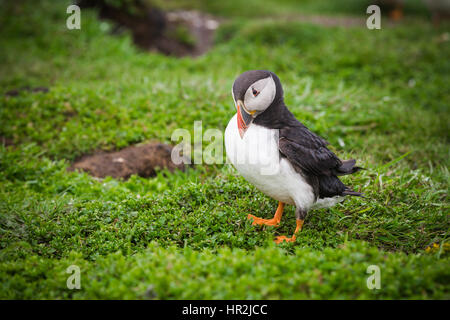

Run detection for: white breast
[[225, 114, 316, 210]]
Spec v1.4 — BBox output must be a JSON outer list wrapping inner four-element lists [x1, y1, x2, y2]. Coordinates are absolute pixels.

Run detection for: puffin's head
[[232, 70, 282, 138]]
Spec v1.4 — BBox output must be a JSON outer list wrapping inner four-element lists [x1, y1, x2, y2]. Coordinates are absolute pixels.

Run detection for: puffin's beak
[[236, 100, 253, 139]]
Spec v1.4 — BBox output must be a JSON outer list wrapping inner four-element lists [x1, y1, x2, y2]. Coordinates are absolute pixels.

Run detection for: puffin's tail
[[338, 160, 364, 197], [342, 188, 364, 197], [336, 159, 364, 176]]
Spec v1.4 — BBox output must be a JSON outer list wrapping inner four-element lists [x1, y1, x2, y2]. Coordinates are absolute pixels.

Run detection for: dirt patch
[[165, 10, 220, 57], [5, 86, 49, 97], [69, 143, 185, 180], [78, 0, 220, 57], [0, 136, 14, 147]]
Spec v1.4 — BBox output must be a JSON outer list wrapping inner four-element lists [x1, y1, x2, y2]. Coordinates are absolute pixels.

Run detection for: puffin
[[225, 70, 363, 243]]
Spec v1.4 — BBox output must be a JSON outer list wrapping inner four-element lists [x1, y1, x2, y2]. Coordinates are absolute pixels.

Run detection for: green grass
[[0, 0, 449, 299]]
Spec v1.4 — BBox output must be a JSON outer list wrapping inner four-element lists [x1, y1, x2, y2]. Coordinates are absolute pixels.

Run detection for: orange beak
[[236, 100, 253, 139]]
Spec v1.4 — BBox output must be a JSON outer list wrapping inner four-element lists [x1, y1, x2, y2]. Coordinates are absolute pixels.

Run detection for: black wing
[[278, 125, 342, 177], [278, 125, 361, 198]]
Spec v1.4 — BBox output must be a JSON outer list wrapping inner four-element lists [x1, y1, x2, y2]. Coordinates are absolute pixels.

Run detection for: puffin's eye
[[252, 88, 259, 97]]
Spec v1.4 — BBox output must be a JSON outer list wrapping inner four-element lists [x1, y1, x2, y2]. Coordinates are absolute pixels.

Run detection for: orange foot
[[247, 202, 284, 227], [247, 214, 280, 226], [274, 235, 296, 244], [274, 219, 304, 244]]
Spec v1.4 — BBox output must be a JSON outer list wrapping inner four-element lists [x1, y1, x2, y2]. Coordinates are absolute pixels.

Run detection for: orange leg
[[248, 202, 284, 227], [274, 219, 304, 244]]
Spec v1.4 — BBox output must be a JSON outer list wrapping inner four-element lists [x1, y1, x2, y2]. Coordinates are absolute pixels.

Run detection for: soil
[[78, 0, 220, 57], [69, 142, 186, 180], [165, 10, 219, 57], [0, 136, 14, 147], [5, 86, 49, 97]]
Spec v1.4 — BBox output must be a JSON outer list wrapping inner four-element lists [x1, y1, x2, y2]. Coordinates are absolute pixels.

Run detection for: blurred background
[[0, 0, 449, 299]]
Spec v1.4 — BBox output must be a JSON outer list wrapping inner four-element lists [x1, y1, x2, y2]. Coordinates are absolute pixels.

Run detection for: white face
[[242, 76, 276, 115]]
